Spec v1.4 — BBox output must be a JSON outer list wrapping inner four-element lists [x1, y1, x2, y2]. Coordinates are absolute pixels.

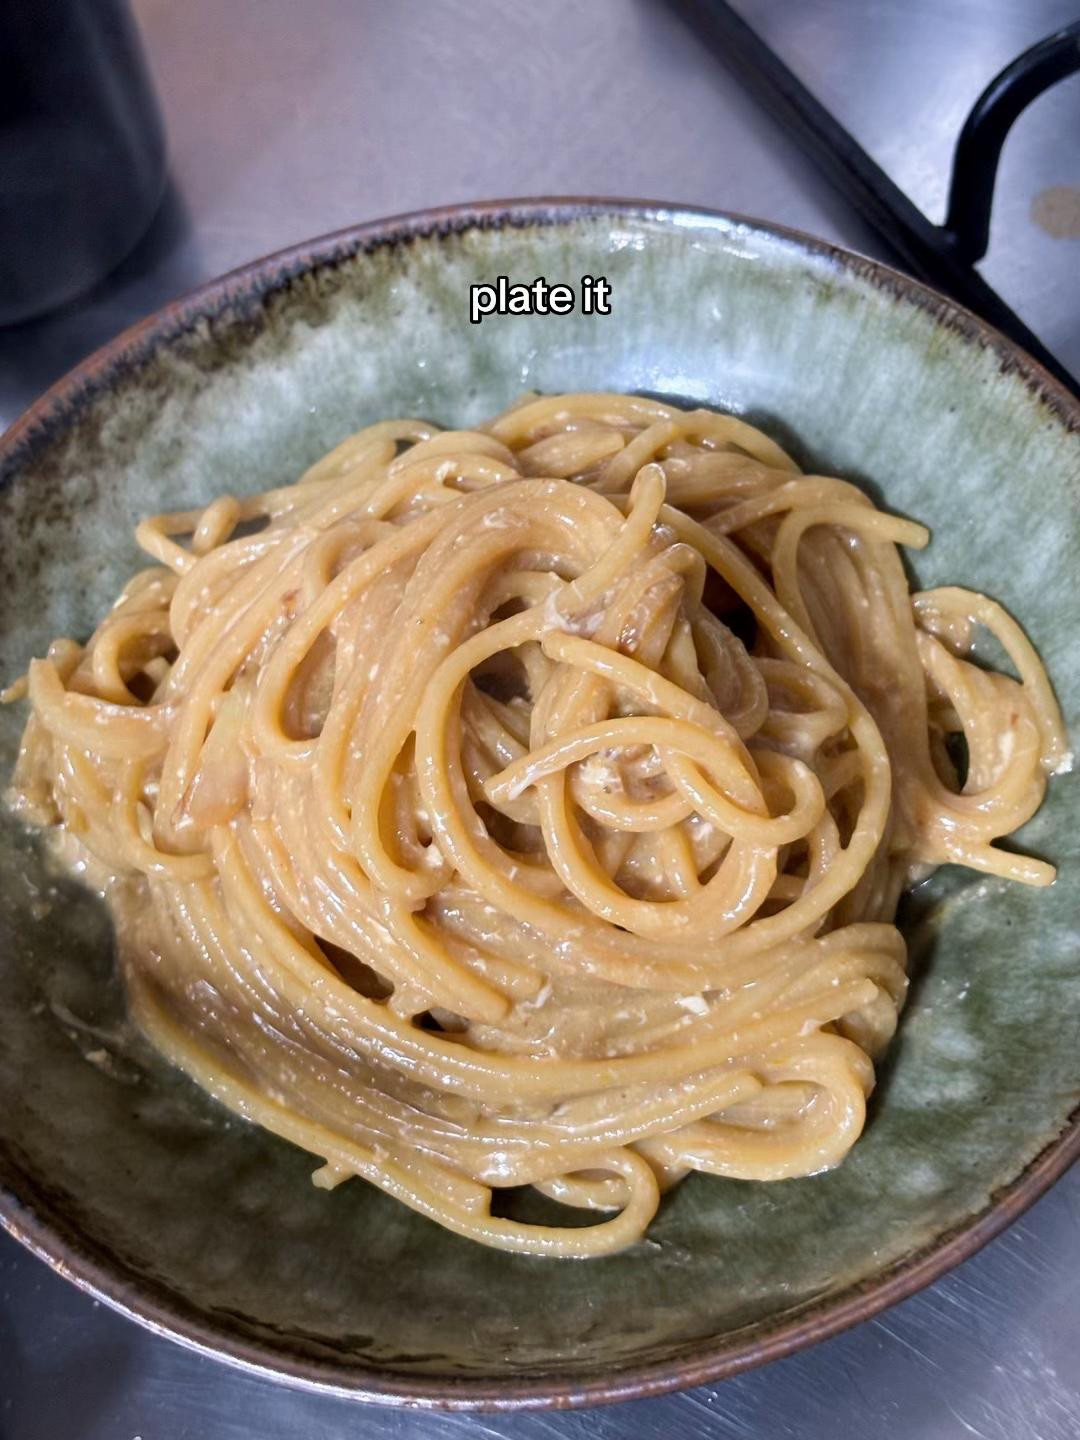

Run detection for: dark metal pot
[[0, 0, 166, 326]]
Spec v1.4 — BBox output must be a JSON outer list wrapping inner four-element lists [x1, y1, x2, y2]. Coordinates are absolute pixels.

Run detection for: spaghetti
[[5, 393, 1067, 1256]]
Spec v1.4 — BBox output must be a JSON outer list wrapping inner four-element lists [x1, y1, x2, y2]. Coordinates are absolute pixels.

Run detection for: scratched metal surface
[[0, 2, 1077, 1435]]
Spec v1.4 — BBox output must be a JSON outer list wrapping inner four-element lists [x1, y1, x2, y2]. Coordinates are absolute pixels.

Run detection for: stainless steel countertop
[[1, 2, 1077, 1435]]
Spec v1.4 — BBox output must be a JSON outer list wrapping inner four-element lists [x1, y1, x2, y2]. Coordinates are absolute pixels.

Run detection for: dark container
[[0, 0, 166, 326]]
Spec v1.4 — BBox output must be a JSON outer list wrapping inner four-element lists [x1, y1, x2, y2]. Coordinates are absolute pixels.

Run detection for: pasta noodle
[[5, 393, 1068, 1257]]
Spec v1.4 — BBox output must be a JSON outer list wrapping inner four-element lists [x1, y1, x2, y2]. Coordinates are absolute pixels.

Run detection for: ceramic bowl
[[1, 200, 1077, 1410]]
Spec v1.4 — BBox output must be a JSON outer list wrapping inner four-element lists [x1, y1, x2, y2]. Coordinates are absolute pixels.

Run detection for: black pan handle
[[672, 0, 1079, 392], [943, 22, 1080, 264]]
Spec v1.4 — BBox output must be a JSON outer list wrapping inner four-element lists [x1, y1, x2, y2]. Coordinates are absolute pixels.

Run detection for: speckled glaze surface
[[0, 201, 1077, 1411]]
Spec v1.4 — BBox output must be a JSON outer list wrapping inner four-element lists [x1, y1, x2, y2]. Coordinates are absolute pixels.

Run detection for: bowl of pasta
[[0, 199, 1077, 1408]]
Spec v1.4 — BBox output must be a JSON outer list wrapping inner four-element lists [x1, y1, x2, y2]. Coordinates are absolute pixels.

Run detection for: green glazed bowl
[[1, 201, 1077, 1410]]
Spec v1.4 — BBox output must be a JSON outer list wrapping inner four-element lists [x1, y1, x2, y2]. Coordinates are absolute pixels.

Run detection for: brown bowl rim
[[1, 197, 1077, 1411]]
